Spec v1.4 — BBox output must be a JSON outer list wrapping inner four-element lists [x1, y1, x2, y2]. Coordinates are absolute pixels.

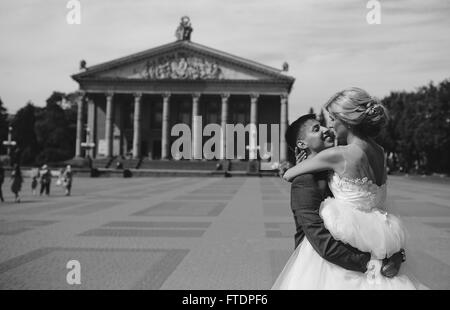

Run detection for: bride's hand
[[295, 147, 308, 164], [283, 167, 295, 182], [365, 259, 383, 285], [278, 161, 292, 179]]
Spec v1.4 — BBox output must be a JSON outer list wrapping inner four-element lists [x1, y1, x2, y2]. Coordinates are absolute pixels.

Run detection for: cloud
[[0, 0, 449, 120]]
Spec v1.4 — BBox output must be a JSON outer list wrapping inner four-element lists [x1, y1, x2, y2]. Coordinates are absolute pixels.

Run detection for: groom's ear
[[296, 139, 308, 150]]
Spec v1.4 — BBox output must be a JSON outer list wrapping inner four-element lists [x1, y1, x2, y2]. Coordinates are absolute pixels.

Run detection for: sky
[[0, 0, 449, 119]]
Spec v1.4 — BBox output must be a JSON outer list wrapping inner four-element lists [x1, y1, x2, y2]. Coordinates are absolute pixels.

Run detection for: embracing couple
[[272, 87, 427, 289]]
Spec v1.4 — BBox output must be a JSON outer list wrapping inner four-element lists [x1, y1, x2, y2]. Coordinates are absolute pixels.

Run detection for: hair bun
[[366, 104, 379, 116], [325, 88, 388, 137], [365, 101, 387, 134], [366, 97, 382, 116]]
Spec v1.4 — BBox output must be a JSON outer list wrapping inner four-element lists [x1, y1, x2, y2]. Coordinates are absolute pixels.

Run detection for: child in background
[[31, 175, 38, 195], [30, 168, 39, 195]]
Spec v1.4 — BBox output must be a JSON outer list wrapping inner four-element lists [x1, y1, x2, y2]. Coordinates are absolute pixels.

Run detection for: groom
[[279, 113, 405, 276]]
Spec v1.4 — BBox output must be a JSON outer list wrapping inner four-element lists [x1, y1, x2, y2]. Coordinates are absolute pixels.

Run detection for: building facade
[[72, 19, 295, 164]]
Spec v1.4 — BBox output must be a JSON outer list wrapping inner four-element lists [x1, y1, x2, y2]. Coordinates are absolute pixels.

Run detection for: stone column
[[132, 92, 142, 159], [75, 91, 85, 158], [220, 93, 230, 159], [280, 93, 289, 162], [105, 92, 114, 158], [87, 96, 97, 158], [191, 93, 201, 160], [249, 93, 259, 160], [161, 92, 171, 160]]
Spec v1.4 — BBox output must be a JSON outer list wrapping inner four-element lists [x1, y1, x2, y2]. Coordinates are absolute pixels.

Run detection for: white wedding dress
[[272, 145, 428, 290]]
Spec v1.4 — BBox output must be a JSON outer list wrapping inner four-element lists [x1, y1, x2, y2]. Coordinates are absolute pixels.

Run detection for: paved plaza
[[0, 175, 449, 289]]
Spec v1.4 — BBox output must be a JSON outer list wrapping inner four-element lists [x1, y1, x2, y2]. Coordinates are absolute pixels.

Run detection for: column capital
[[133, 92, 142, 99], [250, 93, 259, 102], [162, 92, 171, 100], [221, 93, 230, 101], [85, 94, 94, 102], [105, 91, 114, 99], [76, 90, 86, 97], [192, 92, 201, 100], [280, 93, 289, 101]]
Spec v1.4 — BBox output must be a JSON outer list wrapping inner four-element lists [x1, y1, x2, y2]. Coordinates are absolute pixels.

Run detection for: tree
[[46, 91, 65, 108], [34, 93, 77, 165], [9, 91, 78, 166], [11, 102, 39, 165], [0, 97, 9, 154], [376, 78, 450, 174]]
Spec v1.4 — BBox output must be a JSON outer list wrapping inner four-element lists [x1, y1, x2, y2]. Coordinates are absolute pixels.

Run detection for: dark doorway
[[141, 140, 148, 158], [152, 140, 161, 159]]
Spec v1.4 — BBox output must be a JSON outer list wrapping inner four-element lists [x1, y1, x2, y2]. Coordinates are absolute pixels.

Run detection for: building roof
[[72, 40, 295, 87]]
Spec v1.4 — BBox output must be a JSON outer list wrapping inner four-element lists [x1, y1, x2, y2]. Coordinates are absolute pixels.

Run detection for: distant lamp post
[[3, 126, 17, 156], [80, 127, 95, 158]]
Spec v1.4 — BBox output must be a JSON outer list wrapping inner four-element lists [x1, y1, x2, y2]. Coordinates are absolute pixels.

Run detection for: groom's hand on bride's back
[[381, 249, 406, 278], [278, 161, 292, 178]]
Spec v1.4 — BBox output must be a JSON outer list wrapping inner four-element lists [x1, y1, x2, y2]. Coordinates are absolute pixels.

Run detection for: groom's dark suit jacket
[[291, 172, 371, 273]]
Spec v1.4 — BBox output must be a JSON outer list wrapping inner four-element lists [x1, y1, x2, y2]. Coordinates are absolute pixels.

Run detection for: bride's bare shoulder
[[317, 146, 346, 164]]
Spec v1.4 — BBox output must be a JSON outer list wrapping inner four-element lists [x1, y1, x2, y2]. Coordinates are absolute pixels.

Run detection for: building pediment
[[72, 41, 294, 84]]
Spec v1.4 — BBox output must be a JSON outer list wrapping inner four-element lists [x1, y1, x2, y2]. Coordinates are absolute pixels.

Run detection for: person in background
[[10, 164, 23, 203], [62, 165, 73, 196], [40, 164, 51, 196], [116, 161, 123, 169], [56, 168, 64, 187], [31, 167, 38, 196], [0, 162, 5, 202]]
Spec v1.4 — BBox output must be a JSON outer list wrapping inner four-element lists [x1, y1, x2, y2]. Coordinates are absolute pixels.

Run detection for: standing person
[[56, 168, 64, 187], [62, 165, 73, 196], [31, 167, 38, 196], [0, 162, 4, 202], [40, 164, 51, 196], [10, 164, 23, 203]]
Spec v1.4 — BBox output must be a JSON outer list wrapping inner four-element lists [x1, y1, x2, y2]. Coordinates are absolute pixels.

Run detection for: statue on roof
[[175, 16, 193, 41], [79, 59, 87, 71]]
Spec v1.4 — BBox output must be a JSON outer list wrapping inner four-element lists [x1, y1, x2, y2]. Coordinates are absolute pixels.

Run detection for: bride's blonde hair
[[324, 87, 388, 137]]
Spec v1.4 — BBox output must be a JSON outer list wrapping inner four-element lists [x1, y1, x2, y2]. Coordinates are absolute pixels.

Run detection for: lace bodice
[[329, 173, 387, 211], [318, 145, 405, 259]]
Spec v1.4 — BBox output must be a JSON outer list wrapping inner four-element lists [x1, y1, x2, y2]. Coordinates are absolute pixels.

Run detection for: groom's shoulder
[[292, 171, 329, 187], [292, 173, 317, 186]]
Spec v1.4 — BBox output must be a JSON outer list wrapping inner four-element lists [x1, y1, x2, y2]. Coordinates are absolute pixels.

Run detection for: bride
[[272, 87, 427, 289]]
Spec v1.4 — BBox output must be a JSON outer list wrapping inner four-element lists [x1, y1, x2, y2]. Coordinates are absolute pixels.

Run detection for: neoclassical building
[[72, 18, 295, 164]]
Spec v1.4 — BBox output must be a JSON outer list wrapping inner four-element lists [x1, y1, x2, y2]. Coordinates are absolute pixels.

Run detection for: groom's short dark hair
[[285, 113, 317, 151]]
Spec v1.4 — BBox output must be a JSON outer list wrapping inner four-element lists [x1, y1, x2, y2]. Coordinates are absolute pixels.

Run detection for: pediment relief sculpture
[[135, 52, 224, 80]]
